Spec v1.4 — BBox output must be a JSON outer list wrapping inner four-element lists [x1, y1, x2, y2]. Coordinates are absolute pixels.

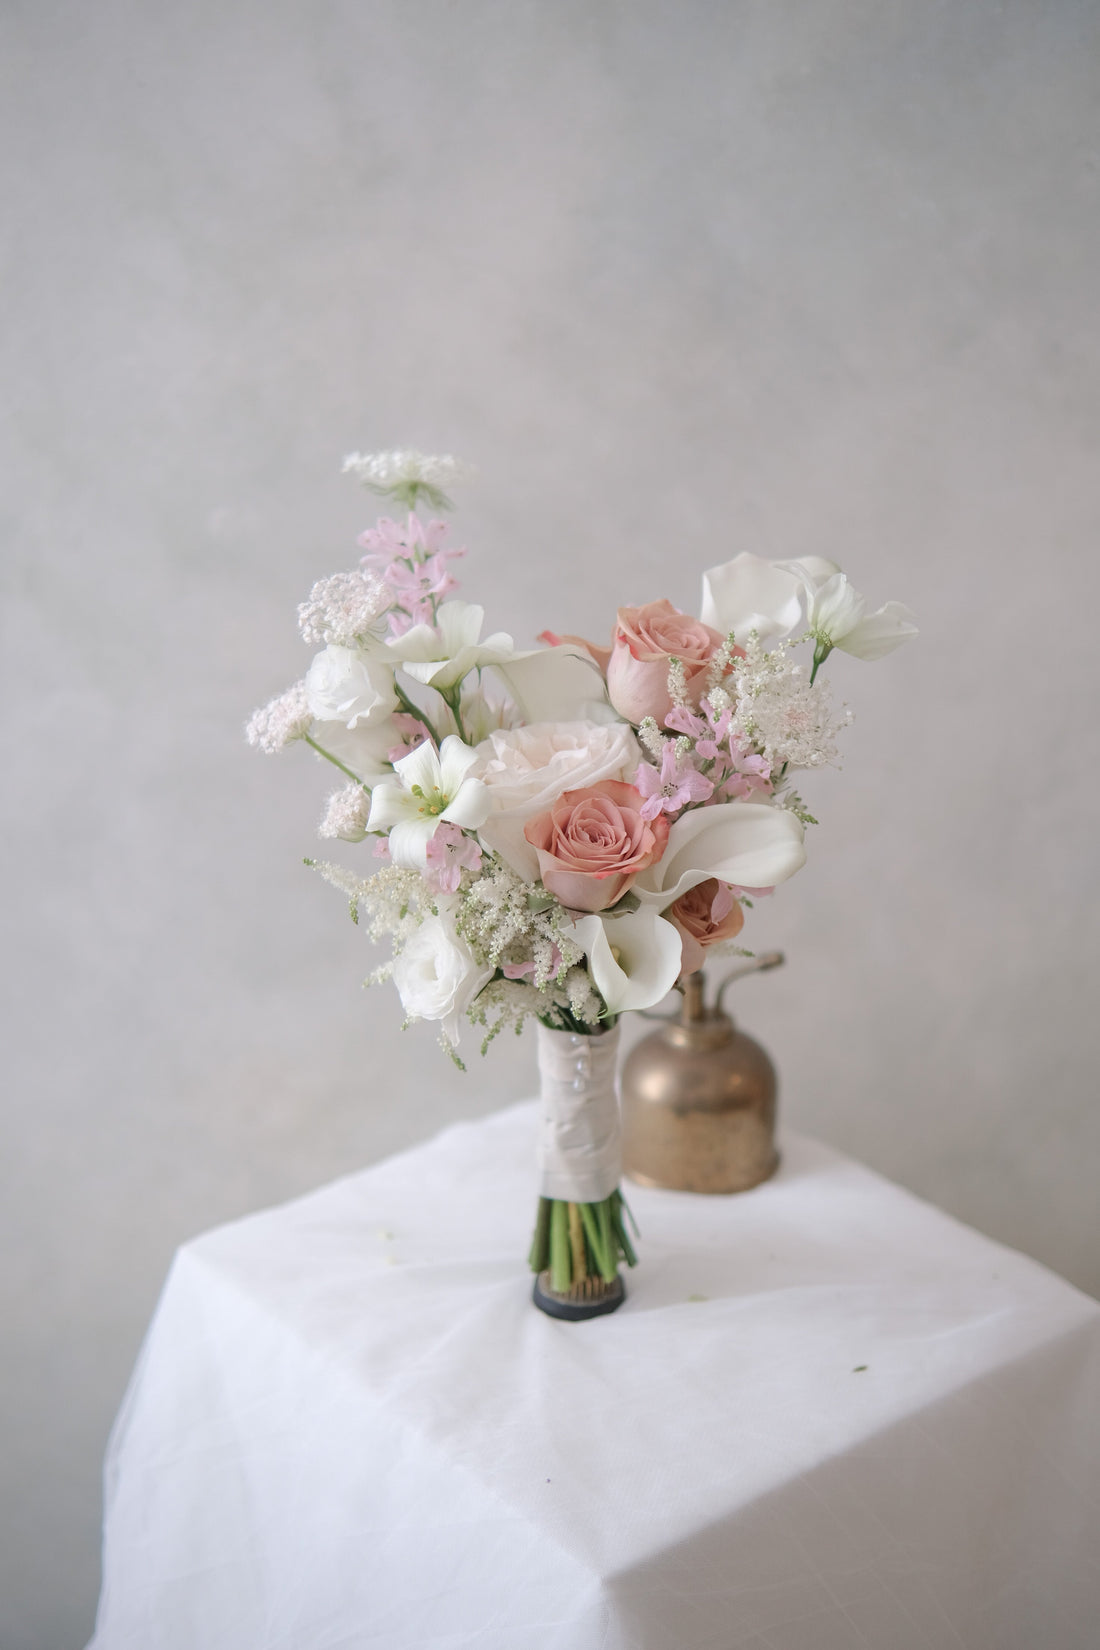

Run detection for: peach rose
[[523, 779, 670, 913], [666, 878, 745, 975], [606, 599, 727, 726]]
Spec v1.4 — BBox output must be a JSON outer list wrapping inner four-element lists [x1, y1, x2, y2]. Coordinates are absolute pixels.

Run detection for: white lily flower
[[572, 907, 685, 1015], [367, 736, 490, 868], [700, 553, 805, 644], [386, 601, 516, 692], [632, 801, 806, 907], [804, 573, 918, 662]]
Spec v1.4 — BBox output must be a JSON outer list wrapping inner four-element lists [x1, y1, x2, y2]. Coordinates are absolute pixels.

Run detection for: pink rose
[[523, 779, 670, 913], [666, 878, 745, 975], [606, 599, 728, 727]]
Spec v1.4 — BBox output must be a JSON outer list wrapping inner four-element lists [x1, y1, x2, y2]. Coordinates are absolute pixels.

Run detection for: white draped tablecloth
[[89, 1103, 1100, 1650]]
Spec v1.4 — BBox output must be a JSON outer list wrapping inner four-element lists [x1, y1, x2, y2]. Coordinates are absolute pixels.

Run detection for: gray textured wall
[[4, 2, 1099, 1644]]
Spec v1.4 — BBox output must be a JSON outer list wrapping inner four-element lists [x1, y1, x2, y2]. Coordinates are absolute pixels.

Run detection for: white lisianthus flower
[[571, 907, 684, 1014], [367, 736, 490, 868], [632, 801, 806, 907], [386, 601, 516, 692], [802, 573, 918, 662], [473, 721, 642, 881], [305, 644, 398, 728], [392, 904, 493, 1047]]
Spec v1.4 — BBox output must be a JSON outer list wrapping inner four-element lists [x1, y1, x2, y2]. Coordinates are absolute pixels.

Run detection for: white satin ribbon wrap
[[535, 1021, 622, 1202]]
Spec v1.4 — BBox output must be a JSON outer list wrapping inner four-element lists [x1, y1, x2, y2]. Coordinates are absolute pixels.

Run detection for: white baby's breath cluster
[[298, 569, 392, 648]]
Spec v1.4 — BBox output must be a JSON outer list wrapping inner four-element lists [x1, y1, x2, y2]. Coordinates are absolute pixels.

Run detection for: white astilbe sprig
[[298, 569, 392, 647], [730, 636, 851, 770], [561, 965, 605, 1027], [342, 450, 474, 511], [318, 783, 372, 842], [306, 860, 430, 951], [466, 978, 551, 1053], [457, 856, 584, 981], [246, 681, 312, 753]]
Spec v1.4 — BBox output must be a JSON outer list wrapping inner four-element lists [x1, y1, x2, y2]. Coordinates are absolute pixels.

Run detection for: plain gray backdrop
[[3, 2, 1099, 1645]]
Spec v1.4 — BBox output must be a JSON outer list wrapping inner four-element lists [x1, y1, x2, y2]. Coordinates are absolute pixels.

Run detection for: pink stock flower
[[664, 704, 707, 740], [723, 734, 772, 801], [358, 513, 466, 638], [634, 743, 715, 820], [387, 713, 436, 763], [424, 821, 483, 893]]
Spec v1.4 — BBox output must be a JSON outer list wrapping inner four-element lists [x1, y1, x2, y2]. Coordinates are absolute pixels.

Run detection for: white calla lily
[[386, 601, 516, 691], [700, 553, 805, 644], [633, 801, 806, 906], [804, 573, 918, 662], [367, 736, 490, 868], [571, 907, 685, 1014], [490, 644, 612, 724]]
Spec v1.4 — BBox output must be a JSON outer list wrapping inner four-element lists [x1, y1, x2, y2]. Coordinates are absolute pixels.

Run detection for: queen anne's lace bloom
[[298, 570, 392, 648], [738, 665, 849, 769], [246, 681, 312, 753], [344, 450, 473, 492]]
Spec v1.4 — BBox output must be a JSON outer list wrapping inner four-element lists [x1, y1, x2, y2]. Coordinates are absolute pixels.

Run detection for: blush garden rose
[[606, 599, 728, 727], [523, 779, 670, 914]]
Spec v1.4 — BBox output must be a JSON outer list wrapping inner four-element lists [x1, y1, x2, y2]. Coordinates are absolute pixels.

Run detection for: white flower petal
[[394, 739, 442, 795], [436, 734, 482, 794], [366, 780, 412, 834], [573, 909, 685, 1014], [835, 602, 918, 660], [441, 777, 490, 830], [490, 647, 612, 724], [387, 815, 439, 870], [700, 553, 805, 643], [633, 802, 806, 903], [807, 573, 865, 640]]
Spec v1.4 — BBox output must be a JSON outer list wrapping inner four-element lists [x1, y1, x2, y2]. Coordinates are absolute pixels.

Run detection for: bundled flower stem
[[528, 1190, 638, 1294]]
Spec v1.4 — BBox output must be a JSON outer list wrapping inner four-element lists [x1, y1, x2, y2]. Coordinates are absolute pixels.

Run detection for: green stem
[[809, 641, 831, 685], [393, 679, 443, 748], [304, 735, 368, 788], [549, 1200, 572, 1293]]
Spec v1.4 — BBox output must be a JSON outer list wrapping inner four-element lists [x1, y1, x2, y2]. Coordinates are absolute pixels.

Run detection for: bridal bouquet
[[249, 451, 915, 1315]]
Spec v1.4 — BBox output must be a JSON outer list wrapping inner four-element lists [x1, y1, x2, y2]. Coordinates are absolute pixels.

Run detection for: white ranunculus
[[571, 907, 685, 1014], [803, 573, 918, 662], [473, 720, 641, 881], [632, 801, 806, 907], [305, 644, 398, 728], [385, 601, 516, 692], [391, 908, 493, 1047], [367, 735, 490, 869]]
